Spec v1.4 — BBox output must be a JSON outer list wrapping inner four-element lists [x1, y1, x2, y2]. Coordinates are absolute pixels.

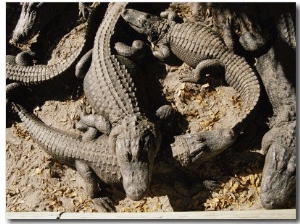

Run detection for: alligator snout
[[121, 161, 150, 201], [260, 143, 296, 209]]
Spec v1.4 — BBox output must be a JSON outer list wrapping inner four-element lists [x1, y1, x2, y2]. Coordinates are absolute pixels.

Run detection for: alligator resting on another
[[121, 8, 261, 167], [74, 2, 170, 207], [238, 4, 296, 209], [13, 103, 122, 212]]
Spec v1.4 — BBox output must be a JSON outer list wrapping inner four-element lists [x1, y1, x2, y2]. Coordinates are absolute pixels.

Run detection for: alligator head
[[260, 142, 296, 209], [121, 8, 173, 43], [11, 3, 67, 44], [260, 121, 296, 209], [109, 116, 161, 200], [172, 128, 237, 169]]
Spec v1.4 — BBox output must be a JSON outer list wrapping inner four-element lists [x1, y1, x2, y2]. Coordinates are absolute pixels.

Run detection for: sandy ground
[[6, 2, 295, 214]]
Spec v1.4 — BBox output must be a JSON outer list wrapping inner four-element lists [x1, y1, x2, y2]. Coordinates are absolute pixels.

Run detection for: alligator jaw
[[121, 8, 163, 38], [260, 143, 296, 209], [111, 116, 160, 201], [121, 9, 149, 33], [120, 161, 150, 201]]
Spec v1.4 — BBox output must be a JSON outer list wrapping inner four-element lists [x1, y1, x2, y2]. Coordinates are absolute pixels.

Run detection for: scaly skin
[[6, 3, 102, 85], [276, 12, 296, 50], [238, 4, 296, 208], [82, 3, 162, 201], [122, 8, 260, 165], [13, 103, 121, 211], [171, 129, 236, 169], [11, 3, 68, 44], [256, 46, 296, 209]]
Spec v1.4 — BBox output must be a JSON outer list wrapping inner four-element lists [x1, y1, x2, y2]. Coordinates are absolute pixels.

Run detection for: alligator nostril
[[121, 9, 129, 17]]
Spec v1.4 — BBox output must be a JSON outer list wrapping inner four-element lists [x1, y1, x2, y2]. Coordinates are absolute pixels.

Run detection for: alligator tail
[[13, 103, 86, 159], [6, 3, 103, 85], [221, 52, 261, 133], [277, 12, 296, 50], [13, 102, 121, 184]]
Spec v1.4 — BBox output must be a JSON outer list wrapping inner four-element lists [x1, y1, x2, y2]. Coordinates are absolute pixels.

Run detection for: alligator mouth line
[[127, 21, 142, 30]]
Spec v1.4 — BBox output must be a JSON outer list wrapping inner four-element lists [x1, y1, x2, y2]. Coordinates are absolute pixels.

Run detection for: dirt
[[6, 2, 295, 214]]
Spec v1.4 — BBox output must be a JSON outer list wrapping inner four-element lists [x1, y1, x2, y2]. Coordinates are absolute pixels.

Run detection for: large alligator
[[6, 3, 102, 85], [121, 8, 261, 166], [238, 5, 296, 209], [13, 103, 122, 212], [78, 2, 173, 203]]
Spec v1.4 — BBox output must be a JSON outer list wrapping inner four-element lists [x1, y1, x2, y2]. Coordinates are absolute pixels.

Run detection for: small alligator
[[238, 5, 296, 209], [78, 2, 171, 203], [121, 8, 261, 165], [13, 103, 121, 212], [6, 3, 102, 85]]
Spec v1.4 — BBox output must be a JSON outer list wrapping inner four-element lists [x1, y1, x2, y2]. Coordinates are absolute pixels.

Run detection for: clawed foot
[[160, 10, 177, 21], [93, 197, 116, 212], [114, 40, 147, 59], [78, 3, 96, 20], [152, 43, 171, 61], [76, 113, 111, 134], [238, 13, 268, 53], [217, 10, 235, 51]]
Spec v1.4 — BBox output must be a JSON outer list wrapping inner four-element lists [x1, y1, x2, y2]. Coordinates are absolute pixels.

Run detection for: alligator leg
[[152, 43, 172, 61], [75, 160, 116, 212], [76, 113, 111, 141], [155, 104, 176, 136], [238, 12, 269, 53], [160, 10, 177, 21], [217, 9, 235, 51], [75, 49, 92, 78], [114, 40, 147, 60], [179, 59, 225, 83], [78, 3, 93, 20]]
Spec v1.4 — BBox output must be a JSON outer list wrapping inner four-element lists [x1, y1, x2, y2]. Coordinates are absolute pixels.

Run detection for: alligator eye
[[126, 152, 132, 162], [138, 18, 144, 26]]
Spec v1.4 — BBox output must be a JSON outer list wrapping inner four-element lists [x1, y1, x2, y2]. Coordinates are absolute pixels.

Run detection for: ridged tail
[[13, 103, 119, 170], [84, 3, 143, 122], [14, 103, 84, 159], [221, 52, 261, 133], [6, 4, 102, 85], [13, 103, 121, 184], [277, 12, 296, 50]]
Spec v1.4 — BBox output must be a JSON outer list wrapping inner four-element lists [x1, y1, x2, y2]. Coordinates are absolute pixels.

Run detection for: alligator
[[238, 5, 296, 209], [6, 53, 32, 106], [13, 103, 121, 212], [121, 8, 261, 165], [258, 45, 296, 209], [6, 3, 102, 85], [78, 2, 172, 203], [171, 128, 236, 169], [11, 3, 68, 44], [276, 11, 296, 50]]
